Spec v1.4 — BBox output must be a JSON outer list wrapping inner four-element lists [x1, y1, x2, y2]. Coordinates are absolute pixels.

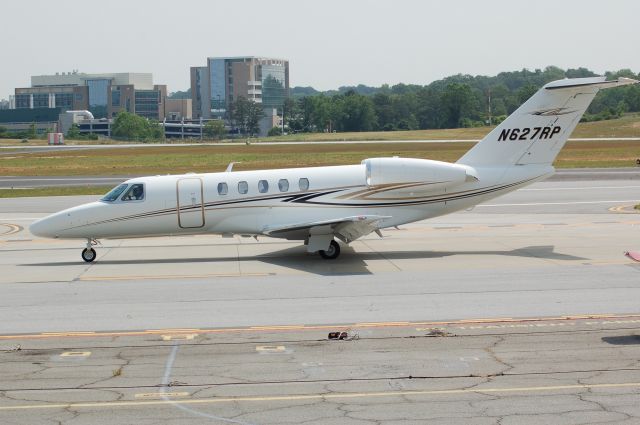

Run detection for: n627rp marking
[[498, 126, 561, 142]]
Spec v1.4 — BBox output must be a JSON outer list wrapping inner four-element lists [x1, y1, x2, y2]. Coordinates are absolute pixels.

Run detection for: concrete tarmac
[[1, 174, 639, 424]]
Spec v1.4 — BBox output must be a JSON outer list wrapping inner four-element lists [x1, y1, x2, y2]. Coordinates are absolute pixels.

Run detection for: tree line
[[284, 67, 640, 133]]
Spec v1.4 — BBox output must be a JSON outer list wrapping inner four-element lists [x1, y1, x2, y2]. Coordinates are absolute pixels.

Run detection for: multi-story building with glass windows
[[190, 56, 289, 135], [13, 72, 166, 120], [13, 85, 89, 112]]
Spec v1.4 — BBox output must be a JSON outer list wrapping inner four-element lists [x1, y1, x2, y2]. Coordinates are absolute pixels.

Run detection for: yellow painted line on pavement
[[146, 328, 202, 333], [250, 325, 306, 330], [79, 272, 271, 281], [355, 321, 410, 327], [3, 313, 640, 341], [609, 205, 640, 214], [1, 382, 640, 411], [0, 223, 23, 236], [458, 317, 513, 323]]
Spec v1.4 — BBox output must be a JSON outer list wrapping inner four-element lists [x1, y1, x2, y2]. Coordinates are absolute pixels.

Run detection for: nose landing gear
[[81, 239, 99, 263]]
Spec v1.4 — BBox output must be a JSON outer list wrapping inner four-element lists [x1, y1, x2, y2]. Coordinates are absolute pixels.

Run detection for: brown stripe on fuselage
[[63, 176, 541, 234]]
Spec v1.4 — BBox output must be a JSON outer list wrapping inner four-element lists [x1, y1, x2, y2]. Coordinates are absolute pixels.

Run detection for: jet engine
[[362, 157, 478, 193]]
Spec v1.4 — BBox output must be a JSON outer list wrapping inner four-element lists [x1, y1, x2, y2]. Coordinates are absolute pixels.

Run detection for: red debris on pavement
[[624, 251, 640, 262]]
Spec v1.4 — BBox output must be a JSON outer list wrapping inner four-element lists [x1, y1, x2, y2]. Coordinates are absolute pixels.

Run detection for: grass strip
[[0, 186, 111, 198], [1, 140, 639, 176]]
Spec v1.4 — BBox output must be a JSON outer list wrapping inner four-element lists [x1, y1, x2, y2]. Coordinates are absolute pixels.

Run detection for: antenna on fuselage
[[225, 162, 241, 172]]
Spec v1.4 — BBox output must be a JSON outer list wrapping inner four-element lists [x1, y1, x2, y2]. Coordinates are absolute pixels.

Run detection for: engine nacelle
[[363, 157, 477, 193]]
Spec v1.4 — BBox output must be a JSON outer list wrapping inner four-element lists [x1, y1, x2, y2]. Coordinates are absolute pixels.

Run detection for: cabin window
[[217, 182, 228, 195], [278, 179, 289, 192], [258, 180, 269, 193], [101, 184, 128, 202], [299, 178, 309, 191], [121, 183, 145, 201], [238, 181, 248, 194]]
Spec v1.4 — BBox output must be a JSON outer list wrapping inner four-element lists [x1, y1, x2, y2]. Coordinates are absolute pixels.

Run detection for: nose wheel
[[82, 239, 99, 263], [82, 248, 96, 263]]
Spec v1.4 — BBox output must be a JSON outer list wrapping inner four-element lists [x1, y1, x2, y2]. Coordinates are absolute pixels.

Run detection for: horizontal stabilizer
[[545, 77, 638, 90]]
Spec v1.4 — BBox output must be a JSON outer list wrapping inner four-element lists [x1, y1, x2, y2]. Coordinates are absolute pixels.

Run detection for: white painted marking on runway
[[161, 344, 256, 425], [136, 392, 189, 399], [256, 345, 286, 353], [60, 351, 91, 357], [479, 200, 640, 207], [161, 334, 197, 341]]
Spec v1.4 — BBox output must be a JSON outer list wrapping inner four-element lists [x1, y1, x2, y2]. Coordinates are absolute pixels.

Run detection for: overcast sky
[[2, 0, 639, 98]]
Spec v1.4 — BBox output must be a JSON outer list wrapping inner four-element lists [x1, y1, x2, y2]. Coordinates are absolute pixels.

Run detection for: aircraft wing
[[262, 215, 391, 244]]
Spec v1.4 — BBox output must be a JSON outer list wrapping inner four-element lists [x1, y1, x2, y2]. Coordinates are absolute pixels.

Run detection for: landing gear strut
[[319, 240, 341, 260], [81, 239, 98, 263]]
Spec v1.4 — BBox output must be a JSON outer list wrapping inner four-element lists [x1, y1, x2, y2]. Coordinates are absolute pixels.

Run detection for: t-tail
[[457, 76, 639, 167]]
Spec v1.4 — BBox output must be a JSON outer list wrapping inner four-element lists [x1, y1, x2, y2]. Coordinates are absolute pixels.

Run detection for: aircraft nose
[[29, 216, 58, 238]]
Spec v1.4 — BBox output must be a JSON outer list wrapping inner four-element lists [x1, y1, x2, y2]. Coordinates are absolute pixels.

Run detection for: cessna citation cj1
[[30, 76, 639, 262]]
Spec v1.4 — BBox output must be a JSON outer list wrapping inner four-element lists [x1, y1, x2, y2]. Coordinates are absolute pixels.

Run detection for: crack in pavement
[[159, 343, 258, 425]]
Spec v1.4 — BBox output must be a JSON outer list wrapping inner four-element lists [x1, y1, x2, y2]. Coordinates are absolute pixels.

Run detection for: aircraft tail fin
[[457, 77, 638, 167]]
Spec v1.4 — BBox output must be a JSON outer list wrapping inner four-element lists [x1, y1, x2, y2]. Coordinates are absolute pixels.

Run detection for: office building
[[0, 108, 62, 134], [13, 85, 88, 111], [13, 72, 166, 120], [109, 84, 167, 120], [165, 98, 192, 120], [190, 56, 289, 135]]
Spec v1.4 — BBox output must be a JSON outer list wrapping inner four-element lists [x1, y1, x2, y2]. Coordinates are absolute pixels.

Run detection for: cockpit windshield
[[101, 184, 128, 202]]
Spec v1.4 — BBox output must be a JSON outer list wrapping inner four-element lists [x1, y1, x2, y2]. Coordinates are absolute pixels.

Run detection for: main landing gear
[[81, 239, 99, 263], [319, 240, 341, 260]]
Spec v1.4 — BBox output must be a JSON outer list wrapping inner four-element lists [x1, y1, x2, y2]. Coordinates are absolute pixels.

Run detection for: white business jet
[[30, 76, 638, 262]]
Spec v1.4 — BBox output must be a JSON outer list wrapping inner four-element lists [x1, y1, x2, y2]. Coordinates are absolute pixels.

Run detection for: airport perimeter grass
[[257, 114, 640, 142], [1, 140, 639, 179], [0, 186, 111, 198]]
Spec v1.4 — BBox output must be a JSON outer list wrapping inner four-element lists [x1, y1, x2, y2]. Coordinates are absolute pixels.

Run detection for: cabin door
[[177, 178, 205, 228]]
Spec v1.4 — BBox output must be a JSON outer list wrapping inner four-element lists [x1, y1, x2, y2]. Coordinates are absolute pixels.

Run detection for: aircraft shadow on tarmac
[[24, 244, 585, 276], [601, 335, 640, 345]]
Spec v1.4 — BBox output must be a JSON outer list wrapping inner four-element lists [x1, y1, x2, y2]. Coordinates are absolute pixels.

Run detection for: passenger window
[[278, 179, 289, 192], [258, 180, 269, 193], [299, 178, 309, 191], [121, 183, 144, 201], [238, 181, 248, 194], [217, 182, 228, 195]]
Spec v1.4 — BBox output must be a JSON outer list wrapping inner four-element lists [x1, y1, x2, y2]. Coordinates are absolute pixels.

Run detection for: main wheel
[[81, 248, 96, 263], [319, 240, 340, 260]]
